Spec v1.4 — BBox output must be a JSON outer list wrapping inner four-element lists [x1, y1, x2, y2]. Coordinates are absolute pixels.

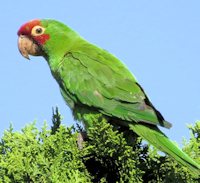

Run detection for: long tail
[[129, 123, 200, 176]]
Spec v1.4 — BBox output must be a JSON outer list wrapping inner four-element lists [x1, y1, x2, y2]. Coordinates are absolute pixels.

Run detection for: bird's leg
[[73, 107, 108, 149], [77, 131, 88, 150]]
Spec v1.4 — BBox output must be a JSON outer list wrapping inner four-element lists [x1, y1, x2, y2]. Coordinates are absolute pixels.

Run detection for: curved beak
[[18, 35, 42, 60]]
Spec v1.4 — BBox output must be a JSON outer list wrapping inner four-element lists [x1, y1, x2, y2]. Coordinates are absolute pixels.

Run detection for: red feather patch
[[17, 19, 41, 36], [35, 34, 50, 45], [17, 19, 50, 45]]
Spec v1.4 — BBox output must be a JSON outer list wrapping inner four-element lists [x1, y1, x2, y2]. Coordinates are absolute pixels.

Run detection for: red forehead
[[17, 19, 41, 36]]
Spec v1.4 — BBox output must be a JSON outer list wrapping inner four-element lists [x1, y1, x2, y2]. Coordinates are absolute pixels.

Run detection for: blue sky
[[1, 1, 200, 146]]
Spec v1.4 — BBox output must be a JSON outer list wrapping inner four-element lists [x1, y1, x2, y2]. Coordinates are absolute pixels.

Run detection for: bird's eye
[[31, 25, 45, 36], [36, 28, 42, 34]]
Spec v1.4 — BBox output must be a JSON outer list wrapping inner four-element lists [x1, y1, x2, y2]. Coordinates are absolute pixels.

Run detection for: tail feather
[[129, 123, 200, 176]]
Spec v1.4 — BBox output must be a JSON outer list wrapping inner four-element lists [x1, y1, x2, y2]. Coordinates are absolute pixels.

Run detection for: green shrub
[[0, 108, 199, 182]]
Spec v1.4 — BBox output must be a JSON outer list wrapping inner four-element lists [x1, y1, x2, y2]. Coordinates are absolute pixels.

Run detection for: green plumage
[[31, 19, 200, 175]]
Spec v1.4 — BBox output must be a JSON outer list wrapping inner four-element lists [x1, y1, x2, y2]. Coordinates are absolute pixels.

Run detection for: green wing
[[58, 43, 171, 128]]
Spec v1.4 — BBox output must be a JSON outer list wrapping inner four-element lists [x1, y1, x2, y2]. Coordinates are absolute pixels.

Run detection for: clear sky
[[1, 1, 200, 146]]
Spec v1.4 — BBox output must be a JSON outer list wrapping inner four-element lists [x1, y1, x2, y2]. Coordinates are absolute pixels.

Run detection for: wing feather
[[57, 47, 171, 128]]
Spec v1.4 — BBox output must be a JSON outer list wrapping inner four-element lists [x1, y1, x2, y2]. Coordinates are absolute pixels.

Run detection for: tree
[[0, 108, 199, 182]]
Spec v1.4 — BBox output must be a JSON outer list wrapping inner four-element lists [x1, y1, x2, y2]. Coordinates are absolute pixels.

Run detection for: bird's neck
[[44, 35, 82, 73]]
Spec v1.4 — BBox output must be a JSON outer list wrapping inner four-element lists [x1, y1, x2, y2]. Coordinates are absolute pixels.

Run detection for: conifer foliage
[[0, 108, 199, 182]]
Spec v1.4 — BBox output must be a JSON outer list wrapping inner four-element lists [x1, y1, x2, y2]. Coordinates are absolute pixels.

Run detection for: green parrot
[[17, 19, 200, 175]]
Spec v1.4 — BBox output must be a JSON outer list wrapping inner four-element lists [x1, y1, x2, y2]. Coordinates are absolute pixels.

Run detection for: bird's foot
[[77, 132, 87, 150]]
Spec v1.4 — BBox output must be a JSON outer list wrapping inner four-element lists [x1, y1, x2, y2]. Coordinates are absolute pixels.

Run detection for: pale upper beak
[[18, 35, 42, 60]]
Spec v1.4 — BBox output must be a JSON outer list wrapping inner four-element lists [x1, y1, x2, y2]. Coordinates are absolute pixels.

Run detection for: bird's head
[[17, 19, 79, 60], [17, 19, 50, 59]]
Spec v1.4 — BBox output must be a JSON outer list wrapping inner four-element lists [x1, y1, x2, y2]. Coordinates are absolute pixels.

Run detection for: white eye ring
[[31, 25, 45, 36]]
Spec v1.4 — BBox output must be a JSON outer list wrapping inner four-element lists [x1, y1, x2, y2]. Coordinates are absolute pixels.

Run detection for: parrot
[[17, 19, 200, 175]]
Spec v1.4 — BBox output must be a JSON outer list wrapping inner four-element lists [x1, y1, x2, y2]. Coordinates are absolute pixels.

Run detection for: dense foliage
[[0, 108, 199, 182]]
